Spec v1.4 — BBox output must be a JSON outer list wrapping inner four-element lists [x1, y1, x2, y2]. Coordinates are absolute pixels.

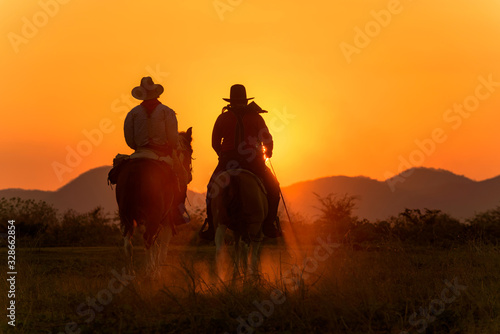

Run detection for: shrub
[[314, 193, 358, 240], [466, 206, 500, 244]]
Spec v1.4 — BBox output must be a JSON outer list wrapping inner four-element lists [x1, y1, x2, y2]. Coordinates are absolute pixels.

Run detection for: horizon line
[[2, 165, 499, 193]]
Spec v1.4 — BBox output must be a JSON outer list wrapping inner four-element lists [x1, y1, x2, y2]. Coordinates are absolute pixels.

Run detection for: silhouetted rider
[[200, 84, 281, 240], [123, 76, 189, 225]]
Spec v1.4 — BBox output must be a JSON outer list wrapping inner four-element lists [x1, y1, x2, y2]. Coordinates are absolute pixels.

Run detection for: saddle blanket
[[108, 150, 174, 186], [222, 169, 267, 195], [129, 148, 174, 167]]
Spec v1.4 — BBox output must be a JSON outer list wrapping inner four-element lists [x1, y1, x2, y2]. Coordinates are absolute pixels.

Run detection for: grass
[[1, 242, 499, 333]]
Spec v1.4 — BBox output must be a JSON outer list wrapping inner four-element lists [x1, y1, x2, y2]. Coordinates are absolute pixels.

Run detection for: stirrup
[[263, 217, 282, 238], [172, 207, 190, 226], [199, 218, 215, 241]]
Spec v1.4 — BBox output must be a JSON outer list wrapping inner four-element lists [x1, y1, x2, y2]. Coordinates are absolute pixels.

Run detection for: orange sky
[[1, 0, 500, 192]]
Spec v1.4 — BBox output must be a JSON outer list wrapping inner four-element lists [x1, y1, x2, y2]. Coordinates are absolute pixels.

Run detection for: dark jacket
[[212, 106, 273, 166]]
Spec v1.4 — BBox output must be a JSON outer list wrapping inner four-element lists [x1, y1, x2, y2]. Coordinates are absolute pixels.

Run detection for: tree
[[466, 206, 500, 244], [314, 193, 358, 239], [56, 207, 119, 246], [390, 208, 464, 246], [0, 197, 58, 246]]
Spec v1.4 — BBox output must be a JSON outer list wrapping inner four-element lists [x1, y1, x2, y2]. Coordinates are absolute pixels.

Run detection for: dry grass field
[[1, 240, 499, 334]]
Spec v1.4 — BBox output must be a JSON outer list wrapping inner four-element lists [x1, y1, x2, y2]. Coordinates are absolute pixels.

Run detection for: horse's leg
[[215, 224, 227, 279], [233, 235, 240, 279], [240, 238, 251, 279], [146, 229, 169, 278], [121, 224, 135, 275], [249, 240, 262, 277], [146, 241, 159, 277], [156, 226, 173, 270], [233, 234, 250, 280]]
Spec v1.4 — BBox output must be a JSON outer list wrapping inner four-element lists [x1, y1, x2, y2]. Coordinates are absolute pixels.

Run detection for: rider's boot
[[176, 202, 190, 225], [262, 194, 282, 238], [262, 217, 282, 238], [199, 209, 215, 241], [172, 185, 190, 225]]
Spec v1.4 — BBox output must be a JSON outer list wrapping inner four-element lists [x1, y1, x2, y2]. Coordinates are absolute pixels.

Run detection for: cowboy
[[123, 76, 189, 225], [200, 84, 281, 240]]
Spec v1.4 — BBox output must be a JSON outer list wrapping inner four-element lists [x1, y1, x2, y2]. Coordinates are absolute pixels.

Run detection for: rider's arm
[[257, 115, 273, 157], [212, 115, 224, 155], [124, 110, 137, 150], [163, 106, 179, 151]]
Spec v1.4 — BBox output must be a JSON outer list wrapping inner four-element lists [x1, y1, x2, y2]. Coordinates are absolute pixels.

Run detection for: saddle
[[107, 150, 175, 186], [107, 154, 129, 185], [214, 169, 268, 237], [224, 169, 267, 195]]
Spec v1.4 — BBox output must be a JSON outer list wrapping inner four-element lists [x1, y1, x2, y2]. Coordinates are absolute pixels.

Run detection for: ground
[[1, 242, 499, 334]]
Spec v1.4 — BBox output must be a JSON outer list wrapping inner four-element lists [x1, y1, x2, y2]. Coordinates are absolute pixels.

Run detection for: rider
[[124, 76, 189, 225], [200, 84, 281, 240]]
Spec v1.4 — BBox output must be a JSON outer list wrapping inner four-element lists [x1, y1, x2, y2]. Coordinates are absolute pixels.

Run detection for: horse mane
[[179, 128, 194, 174], [178, 127, 193, 153]]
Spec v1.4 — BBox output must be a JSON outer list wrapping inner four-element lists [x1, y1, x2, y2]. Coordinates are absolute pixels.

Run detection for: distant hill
[[1, 166, 500, 221], [0, 166, 204, 216], [282, 168, 500, 221]]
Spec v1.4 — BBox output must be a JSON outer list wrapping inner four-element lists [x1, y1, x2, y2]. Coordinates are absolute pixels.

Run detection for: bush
[[0, 197, 58, 247], [0, 197, 120, 247], [466, 206, 500, 244], [314, 193, 358, 240], [313, 193, 475, 248], [389, 208, 465, 247], [344, 219, 391, 245], [48, 207, 120, 247]]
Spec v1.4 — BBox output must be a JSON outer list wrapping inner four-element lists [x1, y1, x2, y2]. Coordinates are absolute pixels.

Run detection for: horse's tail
[[119, 209, 134, 237], [116, 159, 170, 248], [118, 180, 147, 241], [223, 172, 242, 232]]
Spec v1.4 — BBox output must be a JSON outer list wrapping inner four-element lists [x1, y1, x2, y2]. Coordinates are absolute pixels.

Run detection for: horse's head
[[178, 127, 193, 183]]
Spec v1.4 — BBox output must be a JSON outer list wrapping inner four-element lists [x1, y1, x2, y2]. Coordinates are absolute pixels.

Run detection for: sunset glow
[[1, 0, 500, 192]]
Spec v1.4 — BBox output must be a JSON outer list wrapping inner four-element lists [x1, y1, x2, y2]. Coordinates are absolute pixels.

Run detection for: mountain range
[[2, 166, 500, 221]]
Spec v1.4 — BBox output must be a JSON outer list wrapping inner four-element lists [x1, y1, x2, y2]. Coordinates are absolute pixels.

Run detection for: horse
[[115, 128, 193, 275], [210, 169, 268, 279]]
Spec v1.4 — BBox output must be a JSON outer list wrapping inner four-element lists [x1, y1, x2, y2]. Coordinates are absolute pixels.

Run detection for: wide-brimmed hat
[[223, 84, 254, 104], [131, 76, 164, 100]]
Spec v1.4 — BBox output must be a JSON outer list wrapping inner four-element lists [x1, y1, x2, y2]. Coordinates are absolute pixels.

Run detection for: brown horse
[[211, 169, 268, 278], [116, 128, 193, 275]]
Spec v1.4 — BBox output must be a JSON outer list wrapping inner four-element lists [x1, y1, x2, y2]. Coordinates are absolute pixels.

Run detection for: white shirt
[[124, 103, 178, 151]]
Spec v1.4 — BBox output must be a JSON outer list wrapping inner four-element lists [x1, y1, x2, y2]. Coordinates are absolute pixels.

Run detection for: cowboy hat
[[223, 84, 254, 103], [131, 76, 164, 100]]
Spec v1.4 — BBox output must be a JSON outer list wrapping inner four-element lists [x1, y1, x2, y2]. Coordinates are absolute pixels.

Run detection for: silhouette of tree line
[[1, 195, 499, 248], [0, 197, 120, 247], [314, 193, 500, 248]]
